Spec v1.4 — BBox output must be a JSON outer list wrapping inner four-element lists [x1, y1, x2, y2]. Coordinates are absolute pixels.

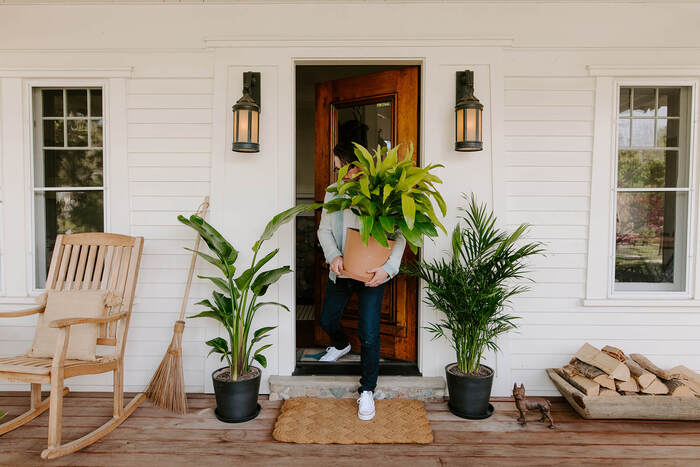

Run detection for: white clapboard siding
[[121, 75, 214, 394]]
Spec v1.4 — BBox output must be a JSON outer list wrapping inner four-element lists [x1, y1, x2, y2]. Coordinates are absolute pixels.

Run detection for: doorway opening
[[294, 64, 421, 376]]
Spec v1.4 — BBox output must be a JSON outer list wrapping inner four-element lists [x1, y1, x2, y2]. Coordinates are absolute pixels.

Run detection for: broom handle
[[177, 196, 210, 322]]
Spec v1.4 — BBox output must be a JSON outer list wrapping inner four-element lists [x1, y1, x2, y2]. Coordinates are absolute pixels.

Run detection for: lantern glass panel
[[232, 109, 238, 142], [466, 108, 477, 141], [240, 109, 251, 143], [456, 108, 464, 142], [251, 109, 259, 143], [477, 108, 482, 141]]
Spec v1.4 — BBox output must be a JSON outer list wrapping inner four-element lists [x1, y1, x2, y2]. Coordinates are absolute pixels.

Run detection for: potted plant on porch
[[323, 142, 446, 281], [406, 194, 544, 419], [178, 204, 318, 422]]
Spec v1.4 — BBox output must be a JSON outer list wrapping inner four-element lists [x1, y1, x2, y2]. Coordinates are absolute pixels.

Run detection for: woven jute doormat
[[272, 397, 434, 444]]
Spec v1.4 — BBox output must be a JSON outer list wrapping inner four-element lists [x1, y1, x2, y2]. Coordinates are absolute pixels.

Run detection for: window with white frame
[[614, 86, 692, 293], [32, 88, 105, 288]]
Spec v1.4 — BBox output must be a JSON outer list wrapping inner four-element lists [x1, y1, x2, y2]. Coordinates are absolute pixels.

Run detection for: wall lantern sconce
[[455, 70, 483, 152], [232, 71, 260, 153]]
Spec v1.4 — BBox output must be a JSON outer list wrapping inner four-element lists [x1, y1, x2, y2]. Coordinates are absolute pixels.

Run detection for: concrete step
[[268, 375, 446, 401]]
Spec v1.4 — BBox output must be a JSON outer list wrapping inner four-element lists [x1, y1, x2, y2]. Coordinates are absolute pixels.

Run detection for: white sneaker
[[319, 344, 351, 362], [357, 391, 375, 421]]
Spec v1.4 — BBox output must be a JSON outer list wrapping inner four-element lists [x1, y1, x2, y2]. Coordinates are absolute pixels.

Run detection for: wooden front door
[[313, 67, 419, 362]]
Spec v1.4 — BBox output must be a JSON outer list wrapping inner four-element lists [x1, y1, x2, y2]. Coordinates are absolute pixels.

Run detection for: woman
[[316, 126, 406, 421]]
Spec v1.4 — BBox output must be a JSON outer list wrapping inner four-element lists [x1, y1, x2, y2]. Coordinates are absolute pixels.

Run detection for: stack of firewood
[[554, 343, 700, 398]]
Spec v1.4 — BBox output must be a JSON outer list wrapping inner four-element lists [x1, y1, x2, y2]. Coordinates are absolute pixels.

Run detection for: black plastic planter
[[212, 366, 261, 423], [445, 363, 494, 420]]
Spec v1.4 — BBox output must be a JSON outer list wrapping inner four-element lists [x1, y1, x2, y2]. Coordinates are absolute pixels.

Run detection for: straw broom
[[144, 196, 209, 414]]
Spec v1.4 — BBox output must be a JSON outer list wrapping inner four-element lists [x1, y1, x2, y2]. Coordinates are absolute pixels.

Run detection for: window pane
[[34, 190, 104, 287], [615, 191, 687, 288], [38, 150, 103, 187], [90, 89, 102, 117], [656, 119, 679, 148], [67, 119, 88, 146], [658, 88, 680, 117], [43, 120, 64, 147], [90, 119, 103, 147], [619, 87, 631, 116], [617, 150, 686, 188], [66, 89, 88, 117], [631, 118, 654, 147], [42, 89, 63, 117], [618, 119, 630, 147], [632, 88, 655, 117]]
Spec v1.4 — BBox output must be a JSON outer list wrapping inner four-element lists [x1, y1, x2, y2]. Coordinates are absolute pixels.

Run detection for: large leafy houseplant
[[178, 204, 318, 381], [407, 195, 544, 375], [324, 143, 446, 253]]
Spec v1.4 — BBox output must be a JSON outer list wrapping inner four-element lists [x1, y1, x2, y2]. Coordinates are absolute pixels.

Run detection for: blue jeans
[[319, 278, 385, 393]]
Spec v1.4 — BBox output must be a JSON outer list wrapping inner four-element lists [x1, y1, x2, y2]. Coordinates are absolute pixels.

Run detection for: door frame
[[209, 42, 507, 395]]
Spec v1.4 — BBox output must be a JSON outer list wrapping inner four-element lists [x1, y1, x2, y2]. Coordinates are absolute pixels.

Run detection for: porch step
[[268, 375, 446, 401]]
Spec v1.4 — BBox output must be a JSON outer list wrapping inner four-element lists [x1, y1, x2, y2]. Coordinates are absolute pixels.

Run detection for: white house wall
[[0, 2, 699, 395]]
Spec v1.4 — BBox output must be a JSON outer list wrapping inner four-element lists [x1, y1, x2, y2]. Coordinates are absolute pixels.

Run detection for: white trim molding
[[588, 65, 700, 77], [0, 67, 133, 78], [585, 75, 700, 306]]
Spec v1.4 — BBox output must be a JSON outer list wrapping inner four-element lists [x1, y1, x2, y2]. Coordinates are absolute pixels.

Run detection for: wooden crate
[[547, 368, 700, 420]]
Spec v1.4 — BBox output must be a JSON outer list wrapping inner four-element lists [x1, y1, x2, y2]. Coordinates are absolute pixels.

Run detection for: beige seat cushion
[[28, 290, 107, 361]]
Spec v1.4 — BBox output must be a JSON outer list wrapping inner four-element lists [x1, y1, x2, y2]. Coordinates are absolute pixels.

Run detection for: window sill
[[582, 298, 700, 308]]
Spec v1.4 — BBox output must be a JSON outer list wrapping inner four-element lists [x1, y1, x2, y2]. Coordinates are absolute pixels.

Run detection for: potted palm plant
[[178, 204, 318, 423], [406, 195, 544, 419], [324, 142, 446, 281]]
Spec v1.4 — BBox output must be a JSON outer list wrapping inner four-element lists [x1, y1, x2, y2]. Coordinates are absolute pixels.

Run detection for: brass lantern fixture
[[232, 71, 260, 153], [455, 70, 483, 152]]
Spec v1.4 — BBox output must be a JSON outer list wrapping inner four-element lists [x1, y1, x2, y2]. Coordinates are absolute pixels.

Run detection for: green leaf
[[251, 266, 293, 295], [382, 185, 393, 203], [205, 337, 229, 356], [178, 215, 238, 263], [254, 343, 272, 356], [398, 218, 424, 249], [197, 275, 230, 293], [253, 353, 267, 368], [188, 310, 225, 325], [184, 248, 227, 276], [336, 164, 350, 185], [359, 216, 374, 246], [371, 221, 389, 248], [359, 175, 371, 198], [253, 301, 290, 312], [252, 326, 276, 344], [401, 194, 416, 230], [379, 216, 395, 234], [253, 204, 321, 252]]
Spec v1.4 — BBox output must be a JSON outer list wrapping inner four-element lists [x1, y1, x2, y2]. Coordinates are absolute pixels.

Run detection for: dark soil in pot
[[445, 363, 494, 420], [212, 366, 261, 423]]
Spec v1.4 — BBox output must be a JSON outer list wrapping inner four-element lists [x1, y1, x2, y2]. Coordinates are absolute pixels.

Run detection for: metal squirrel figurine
[[513, 383, 555, 429]]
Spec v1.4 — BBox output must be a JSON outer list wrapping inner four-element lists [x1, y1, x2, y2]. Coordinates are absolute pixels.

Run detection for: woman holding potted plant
[[317, 137, 446, 421], [406, 195, 543, 419]]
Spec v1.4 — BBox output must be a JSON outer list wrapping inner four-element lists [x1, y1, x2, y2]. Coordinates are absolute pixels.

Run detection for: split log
[[666, 379, 695, 397], [602, 345, 656, 388], [576, 343, 630, 381], [629, 354, 672, 380], [639, 377, 669, 395], [554, 367, 600, 397], [601, 345, 625, 362], [598, 388, 621, 397], [616, 377, 639, 393], [668, 365, 700, 395], [569, 359, 616, 390]]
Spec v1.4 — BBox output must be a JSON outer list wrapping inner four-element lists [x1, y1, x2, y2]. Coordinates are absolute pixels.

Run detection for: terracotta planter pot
[[342, 227, 395, 282]]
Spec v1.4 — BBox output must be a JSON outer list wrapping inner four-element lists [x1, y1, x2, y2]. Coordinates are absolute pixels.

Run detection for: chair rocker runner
[[0, 233, 144, 459]]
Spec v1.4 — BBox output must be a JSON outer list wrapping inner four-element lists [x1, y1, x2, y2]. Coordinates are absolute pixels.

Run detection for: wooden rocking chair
[[0, 233, 144, 459]]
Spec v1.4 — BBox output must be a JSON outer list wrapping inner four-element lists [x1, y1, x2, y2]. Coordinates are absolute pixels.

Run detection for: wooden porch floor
[[1, 391, 699, 466]]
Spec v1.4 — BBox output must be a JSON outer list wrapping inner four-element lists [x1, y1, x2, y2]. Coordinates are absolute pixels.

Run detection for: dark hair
[[333, 119, 368, 165]]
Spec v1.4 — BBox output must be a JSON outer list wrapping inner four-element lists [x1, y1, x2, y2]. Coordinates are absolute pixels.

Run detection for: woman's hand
[[366, 267, 389, 287], [330, 256, 344, 275]]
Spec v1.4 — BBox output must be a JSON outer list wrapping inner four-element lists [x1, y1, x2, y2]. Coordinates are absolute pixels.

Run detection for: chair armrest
[[0, 305, 45, 318], [49, 312, 128, 329]]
